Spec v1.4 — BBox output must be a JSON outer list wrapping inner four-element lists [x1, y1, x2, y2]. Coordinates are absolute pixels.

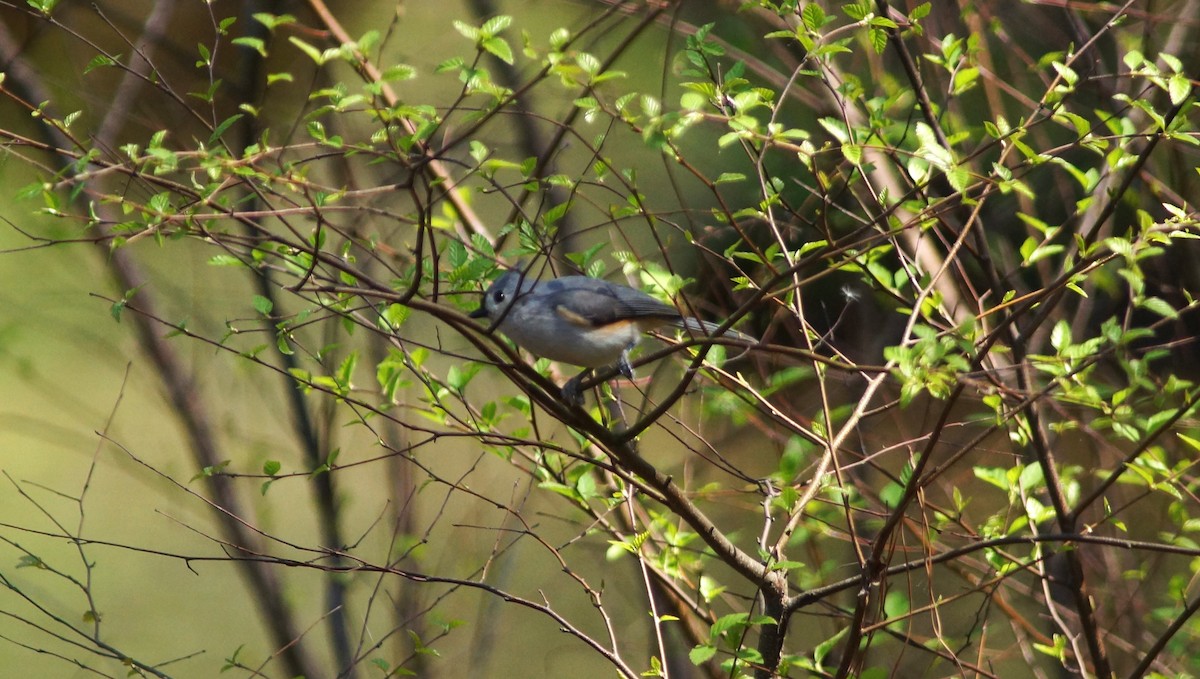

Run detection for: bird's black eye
[[493, 290, 506, 303]]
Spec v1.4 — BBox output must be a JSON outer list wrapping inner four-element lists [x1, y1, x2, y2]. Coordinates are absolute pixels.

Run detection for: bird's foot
[[616, 352, 635, 380], [561, 370, 590, 407]]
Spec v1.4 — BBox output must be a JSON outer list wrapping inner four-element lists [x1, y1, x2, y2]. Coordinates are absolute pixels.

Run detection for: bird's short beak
[[468, 306, 488, 319]]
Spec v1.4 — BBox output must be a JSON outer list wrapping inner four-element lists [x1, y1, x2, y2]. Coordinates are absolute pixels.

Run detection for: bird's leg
[[562, 367, 592, 406], [564, 348, 635, 406], [616, 348, 635, 380]]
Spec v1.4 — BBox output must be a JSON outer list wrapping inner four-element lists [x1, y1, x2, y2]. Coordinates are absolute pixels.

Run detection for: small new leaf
[[252, 295, 274, 316]]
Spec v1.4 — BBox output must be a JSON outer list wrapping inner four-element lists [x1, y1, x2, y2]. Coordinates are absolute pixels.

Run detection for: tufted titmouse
[[470, 267, 749, 403]]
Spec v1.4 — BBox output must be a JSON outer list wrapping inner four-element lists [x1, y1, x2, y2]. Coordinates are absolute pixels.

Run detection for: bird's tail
[[673, 317, 754, 343]]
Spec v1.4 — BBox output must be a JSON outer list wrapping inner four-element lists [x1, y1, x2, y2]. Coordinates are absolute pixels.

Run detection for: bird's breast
[[499, 311, 642, 368]]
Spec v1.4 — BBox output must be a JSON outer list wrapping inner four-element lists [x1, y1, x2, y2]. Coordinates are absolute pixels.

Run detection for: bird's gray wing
[[539, 277, 679, 326]]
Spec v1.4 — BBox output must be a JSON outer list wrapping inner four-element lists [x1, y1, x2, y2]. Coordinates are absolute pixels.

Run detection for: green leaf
[[1050, 320, 1071, 352], [973, 466, 1012, 492], [869, 27, 888, 54], [276, 332, 294, 356], [680, 91, 707, 111], [232, 36, 267, 57], [110, 286, 142, 322], [452, 20, 478, 40], [16, 555, 45, 569], [1051, 61, 1078, 87], [252, 12, 296, 30], [446, 363, 480, 392], [843, 2, 869, 21], [481, 36, 513, 64], [380, 64, 416, 82], [879, 481, 904, 508], [337, 352, 358, 389], [1168, 73, 1191, 105], [252, 295, 274, 316], [689, 645, 717, 665], [208, 113, 244, 144], [379, 303, 410, 330], [288, 36, 325, 64], [801, 3, 826, 30], [28, 0, 61, 15], [549, 27, 570, 49], [191, 460, 231, 482], [842, 142, 862, 165], [110, 298, 127, 322], [84, 54, 118, 74], [481, 15, 511, 35], [710, 612, 750, 638], [814, 626, 849, 665], [698, 575, 726, 602], [1139, 296, 1177, 319], [768, 560, 806, 571]]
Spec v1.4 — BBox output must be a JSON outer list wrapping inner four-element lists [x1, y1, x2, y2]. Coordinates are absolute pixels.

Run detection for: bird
[[470, 267, 750, 404]]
